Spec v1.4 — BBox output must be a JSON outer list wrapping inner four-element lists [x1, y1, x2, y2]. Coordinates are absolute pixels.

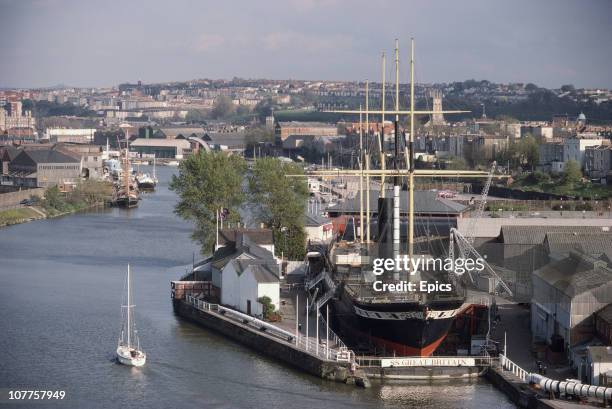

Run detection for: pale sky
[[1, 0, 611, 89]]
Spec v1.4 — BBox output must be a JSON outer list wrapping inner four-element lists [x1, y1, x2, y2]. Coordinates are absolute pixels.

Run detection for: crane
[[465, 161, 496, 245]]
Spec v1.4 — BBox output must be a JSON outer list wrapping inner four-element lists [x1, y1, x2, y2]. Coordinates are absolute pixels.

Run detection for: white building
[[46, 128, 96, 144], [219, 259, 280, 316], [563, 137, 604, 167], [305, 213, 333, 243], [587, 346, 612, 386]]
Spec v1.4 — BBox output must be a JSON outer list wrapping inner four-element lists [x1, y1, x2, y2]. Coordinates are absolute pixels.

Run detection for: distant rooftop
[[534, 251, 612, 297], [327, 190, 467, 216]]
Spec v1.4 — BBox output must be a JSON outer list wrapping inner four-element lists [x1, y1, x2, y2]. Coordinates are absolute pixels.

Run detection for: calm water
[[0, 166, 515, 409]]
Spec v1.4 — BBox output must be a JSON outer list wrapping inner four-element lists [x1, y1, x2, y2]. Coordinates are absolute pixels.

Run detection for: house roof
[[130, 138, 190, 148], [544, 232, 612, 259], [534, 251, 612, 298], [327, 190, 467, 216], [305, 212, 331, 227], [159, 127, 204, 139], [12, 149, 79, 166], [219, 228, 274, 246], [203, 131, 246, 149], [232, 259, 279, 283], [278, 121, 336, 128], [212, 230, 275, 270], [500, 225, 611, 245]]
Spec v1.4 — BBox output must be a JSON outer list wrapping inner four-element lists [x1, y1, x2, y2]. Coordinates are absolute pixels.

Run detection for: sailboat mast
[[393, 39, 400, 279], [408, 38, 416, 268], [127, 264, 131, 348], [379, 52, 386, 198], [124, 129, 130, 198], [365, 80, 370, 243], [359, 105, 364, 243]]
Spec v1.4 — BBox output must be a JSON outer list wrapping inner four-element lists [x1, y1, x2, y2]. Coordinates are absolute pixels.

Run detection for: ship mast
[[304, 38, 502, 275], [365, 80, 370, 243], [379, 52, 386, 197], [408, 38, 415, 267], [393, 39, 401, 280]]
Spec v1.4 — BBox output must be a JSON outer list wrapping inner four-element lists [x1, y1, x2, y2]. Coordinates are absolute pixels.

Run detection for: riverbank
[[0, 180, 114, 228], [0, 207, 46, 227], [0, 202, 108, 227]]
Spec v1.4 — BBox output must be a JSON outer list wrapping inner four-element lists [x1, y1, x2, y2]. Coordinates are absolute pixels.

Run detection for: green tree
[[562, 160, 582, 186], [211, 95, 236, 119], [248, 158, 309, 260], [245, 127, 274, 155], [446, 156, 469, 170], [170, 151, 247, 254], [258, 296, 276, 321], [518, 136, 539, 170], [186, 109, 206, 123]]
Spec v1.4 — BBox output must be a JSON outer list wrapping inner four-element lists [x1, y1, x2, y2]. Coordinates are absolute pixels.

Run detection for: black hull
[[137, 182, 155, 191], [115, 197, 139, 208], [331, 287, 463, 356]]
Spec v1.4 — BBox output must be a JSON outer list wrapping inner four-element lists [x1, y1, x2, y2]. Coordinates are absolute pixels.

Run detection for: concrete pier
[[172, 296, 370, 386]]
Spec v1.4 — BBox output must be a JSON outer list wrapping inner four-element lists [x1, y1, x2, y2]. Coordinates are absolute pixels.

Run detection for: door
[[247, 300, 251, 315]]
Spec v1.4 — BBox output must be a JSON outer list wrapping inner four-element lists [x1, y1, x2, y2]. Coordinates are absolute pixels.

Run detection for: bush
[[258, 296, 280, 321]]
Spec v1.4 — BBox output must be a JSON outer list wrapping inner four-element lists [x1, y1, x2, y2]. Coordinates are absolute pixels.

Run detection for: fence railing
[[185, 294, 354, 363], [499, 353, 528, 382]]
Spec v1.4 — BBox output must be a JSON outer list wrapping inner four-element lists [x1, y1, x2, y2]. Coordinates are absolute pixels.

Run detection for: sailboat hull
[[116, 345, 146, 367]]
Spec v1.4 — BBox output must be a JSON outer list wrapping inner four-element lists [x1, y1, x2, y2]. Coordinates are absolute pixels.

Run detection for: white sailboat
[[117, 264, 146, 367]]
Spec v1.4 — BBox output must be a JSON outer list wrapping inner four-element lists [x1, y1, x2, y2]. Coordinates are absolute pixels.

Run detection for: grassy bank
[[0, 207, 44, 226], [511, 172, 612, 199], [0, 180, 113, 227], [40, 180, 113, 217]]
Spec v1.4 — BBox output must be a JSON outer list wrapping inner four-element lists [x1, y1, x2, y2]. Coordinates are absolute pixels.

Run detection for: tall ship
[[113, 125, 140, 208], [305, 39, 506, 357]]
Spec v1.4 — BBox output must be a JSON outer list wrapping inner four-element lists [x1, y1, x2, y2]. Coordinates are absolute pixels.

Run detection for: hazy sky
[[1, 0, 611, 89]]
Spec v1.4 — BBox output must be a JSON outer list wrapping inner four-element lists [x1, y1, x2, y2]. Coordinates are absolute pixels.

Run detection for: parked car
[[19, 198, 35, 206]]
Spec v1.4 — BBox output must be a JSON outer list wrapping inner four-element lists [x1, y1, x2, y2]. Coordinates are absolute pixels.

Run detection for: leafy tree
[[254, 98, 275, 122], [518, 136, 540, 170], [248, 158, 309, 260], [562, 160, 582, 186], [245, 127, 274, 155], [258, 296, 276, 320], [211, 95, 236, 119], [560, 84, 575, 93], [446, 156, 469, 170], [170, 151, 247, 254], [185, 109, 206, 123]]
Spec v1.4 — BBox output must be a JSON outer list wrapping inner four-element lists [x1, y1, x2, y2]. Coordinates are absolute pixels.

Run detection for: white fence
[[499, 353, 528, 382], [185, 295, 354, 363]]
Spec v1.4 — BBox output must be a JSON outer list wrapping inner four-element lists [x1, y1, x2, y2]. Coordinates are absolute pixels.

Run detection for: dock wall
[[485, 367, 563, 409], [173, 299, 350, 381]]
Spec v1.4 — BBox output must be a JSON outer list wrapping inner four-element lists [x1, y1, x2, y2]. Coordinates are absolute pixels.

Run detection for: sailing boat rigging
[[117, 264, 146, 367], [299, 38, 509, 356]]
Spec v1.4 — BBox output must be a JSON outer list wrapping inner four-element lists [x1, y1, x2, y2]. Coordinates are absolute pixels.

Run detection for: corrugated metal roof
[[534, 251, 612, 297], [500, 225, 611, 245], [544, 232, 612, 257], [326, 190, 466, 216]]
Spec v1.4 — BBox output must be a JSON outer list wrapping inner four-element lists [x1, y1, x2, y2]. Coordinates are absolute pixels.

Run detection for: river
[[0, 166, 515, 409]]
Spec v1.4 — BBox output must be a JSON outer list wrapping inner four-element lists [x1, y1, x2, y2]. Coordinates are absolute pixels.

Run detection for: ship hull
[[330, 287, 463, 356], [115, 196, 139, 208]]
